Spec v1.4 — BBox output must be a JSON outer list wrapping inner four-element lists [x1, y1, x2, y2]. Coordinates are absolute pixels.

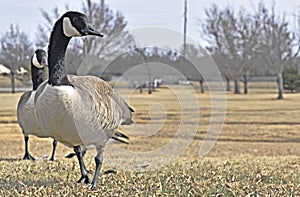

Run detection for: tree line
[[0, 0, 300, 99], [202, 2, 300, 99]]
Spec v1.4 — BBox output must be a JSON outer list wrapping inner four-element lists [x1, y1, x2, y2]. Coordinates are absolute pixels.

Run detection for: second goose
[[17, 49, 57, 161]]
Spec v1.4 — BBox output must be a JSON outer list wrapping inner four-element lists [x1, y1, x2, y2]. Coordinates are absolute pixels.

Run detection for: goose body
[[18, 91, 48, 138], [36, 75, 132, 148], [17, 49, 57, 160], [34, 11, 133, 188]]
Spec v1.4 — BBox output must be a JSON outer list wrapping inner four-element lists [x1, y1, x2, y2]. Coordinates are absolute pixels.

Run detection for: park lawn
[[0, 83, 299, 196]]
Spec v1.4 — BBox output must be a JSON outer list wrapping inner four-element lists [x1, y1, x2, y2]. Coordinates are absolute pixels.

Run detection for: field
[[0, 82, 299, 196]]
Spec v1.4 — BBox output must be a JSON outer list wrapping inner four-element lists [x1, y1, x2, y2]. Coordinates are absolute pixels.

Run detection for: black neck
[[31, 66, 44, 91], [47, 20, 71, 86]]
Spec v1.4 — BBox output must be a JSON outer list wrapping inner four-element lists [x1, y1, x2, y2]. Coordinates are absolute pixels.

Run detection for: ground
[[0, 82, 299, 196]]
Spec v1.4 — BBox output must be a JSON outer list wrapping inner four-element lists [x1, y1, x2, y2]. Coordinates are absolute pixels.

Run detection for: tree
[[36, 0, 134, 74], [134, 47, 153, 94], [202, 4, 261, 94], [210, 52, 232, 91], [179, 44, 206, 93], [0, 24, 33, 93], [254, 2, 300, 99]]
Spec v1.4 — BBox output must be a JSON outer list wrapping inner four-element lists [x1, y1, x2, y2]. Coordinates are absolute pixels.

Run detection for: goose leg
[[23, 135, 35, 160], [91, 146, 104, 189], [49, 140, 57, 161], [65, 146, 86, 159], [73, 146, 91, 184]]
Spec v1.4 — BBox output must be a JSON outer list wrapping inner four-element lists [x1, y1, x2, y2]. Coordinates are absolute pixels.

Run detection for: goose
[[17, 49, 58, 161], [17, 49, 128, 162], [34, 11, 134, 189]]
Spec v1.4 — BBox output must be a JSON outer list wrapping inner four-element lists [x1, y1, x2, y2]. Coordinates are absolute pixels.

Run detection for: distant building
[[0, 64, 28, 76], [0, 64, 11, 76], [16, 67, 28, 75]]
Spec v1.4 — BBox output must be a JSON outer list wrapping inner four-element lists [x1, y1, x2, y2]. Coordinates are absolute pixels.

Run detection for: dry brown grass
[[0, 82, 299, 196]]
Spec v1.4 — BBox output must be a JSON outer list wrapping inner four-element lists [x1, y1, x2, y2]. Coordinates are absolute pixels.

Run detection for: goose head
[[47, 11, 103, 86], [61, 11, 103, 38], [31, 49, 47, 90], [32, 49, 47, 69]]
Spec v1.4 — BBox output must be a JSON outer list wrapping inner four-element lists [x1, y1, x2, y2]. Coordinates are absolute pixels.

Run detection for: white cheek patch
[[63, 17, 81, 37], [32, 53, 44, 68]]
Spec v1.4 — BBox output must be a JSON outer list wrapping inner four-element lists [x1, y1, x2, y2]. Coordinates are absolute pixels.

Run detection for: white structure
[[0, 64, 28, 75], [0, 64, 10, 75], [17, 67, 28, 75]]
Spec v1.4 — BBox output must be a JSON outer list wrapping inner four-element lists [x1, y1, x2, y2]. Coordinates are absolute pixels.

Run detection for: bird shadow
[[0, 158, 22, 162], [0, 179, 58, 190]]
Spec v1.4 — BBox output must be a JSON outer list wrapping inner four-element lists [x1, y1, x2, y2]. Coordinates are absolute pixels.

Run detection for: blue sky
[[0, 0, 299, 48]]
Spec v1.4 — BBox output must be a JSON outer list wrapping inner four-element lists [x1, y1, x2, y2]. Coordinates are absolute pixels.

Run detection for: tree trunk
[[277, 73, 284, 99], [234, 79, 241, 94], [139, 85, 143, 93], [243, 75, 248, 94], [148, 81, 152, 94], [226, 77, 230, 91], [11, 72, 15, 94], [199, 80, 204, 93], [152, 81, 155, 92]]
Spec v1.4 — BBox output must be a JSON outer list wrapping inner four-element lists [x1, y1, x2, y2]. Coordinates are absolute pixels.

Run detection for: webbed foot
[[23, 153, 35, 161]]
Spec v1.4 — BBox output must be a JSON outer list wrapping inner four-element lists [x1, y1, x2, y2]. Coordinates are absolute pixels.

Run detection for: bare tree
[[179, 44, 206, 93], [201, 5, 260, 94], [36, 0, 134, 74], [254, 2, 299, 99], [35, 7, 60, 49], [0, 24, 33, 93], [210, 52, 232, 91]]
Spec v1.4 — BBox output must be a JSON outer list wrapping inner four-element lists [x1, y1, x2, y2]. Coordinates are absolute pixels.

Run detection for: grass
[[0, 82, 299, 196], [1, 156, 299, 196]]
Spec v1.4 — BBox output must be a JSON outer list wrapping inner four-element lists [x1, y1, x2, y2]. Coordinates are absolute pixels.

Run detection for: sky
[[0, 0, 299, 48]]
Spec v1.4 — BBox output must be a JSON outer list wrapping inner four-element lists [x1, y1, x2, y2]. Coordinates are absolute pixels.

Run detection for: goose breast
[[35, 75, 132, 148], [17, 91, 49, 137]]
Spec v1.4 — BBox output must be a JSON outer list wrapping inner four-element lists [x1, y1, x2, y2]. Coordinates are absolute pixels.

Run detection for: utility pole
[[183, 0, 187, 57]]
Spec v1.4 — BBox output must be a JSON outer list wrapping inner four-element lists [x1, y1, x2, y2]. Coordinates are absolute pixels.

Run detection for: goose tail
[[111, 129, 129, 144]]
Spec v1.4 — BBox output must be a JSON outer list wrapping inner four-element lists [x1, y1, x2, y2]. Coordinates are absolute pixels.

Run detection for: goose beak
[[41, 57, 48, 67], [82, 24, 103, 37]]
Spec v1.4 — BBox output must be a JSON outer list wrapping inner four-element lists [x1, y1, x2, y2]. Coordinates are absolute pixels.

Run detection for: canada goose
[[34, 11, 134, 189], [18, 49, 128, 162], [17, 49, 58, 161]]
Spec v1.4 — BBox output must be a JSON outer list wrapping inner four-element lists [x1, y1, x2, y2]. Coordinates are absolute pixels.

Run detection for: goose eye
[[73, 17, 78, 22]]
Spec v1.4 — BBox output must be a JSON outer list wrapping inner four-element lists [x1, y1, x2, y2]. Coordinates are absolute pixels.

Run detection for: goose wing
[[69, 75, 134, 130]]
